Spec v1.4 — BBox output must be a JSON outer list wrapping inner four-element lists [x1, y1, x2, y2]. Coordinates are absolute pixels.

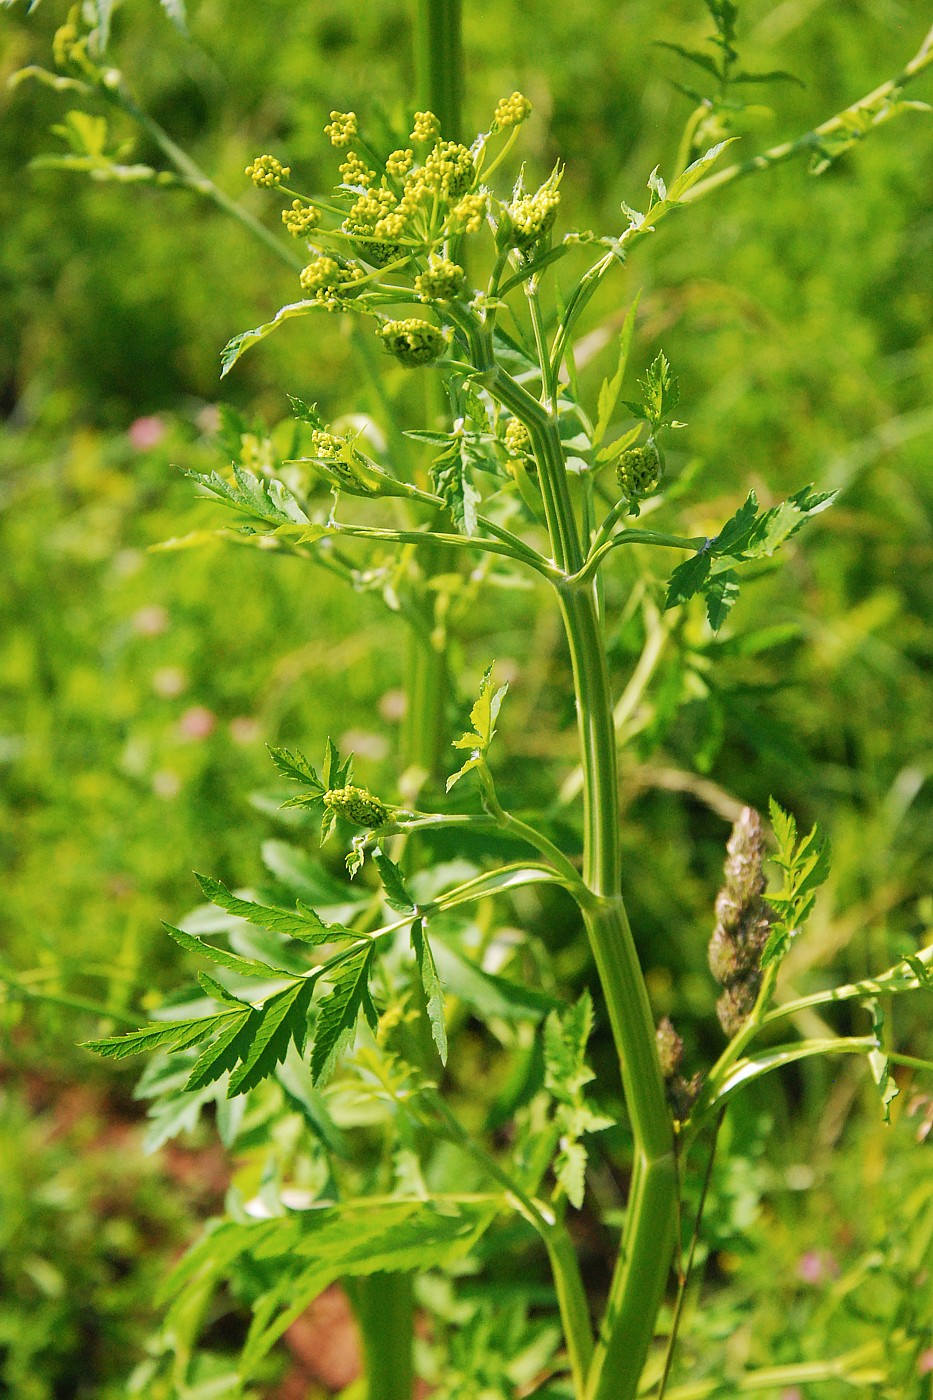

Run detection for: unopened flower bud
[[323, 786, 390, 828], [415, 257, 466, 302], [324, 111, 358, 148], [411, 110, 441, 144], [378, 318, 446, 367], [616, 444, 661, 499], [494, 91, 533, 129], [504, 418, 532, 459], [245, 154, 290, 189], [282, 200, 321, 238]]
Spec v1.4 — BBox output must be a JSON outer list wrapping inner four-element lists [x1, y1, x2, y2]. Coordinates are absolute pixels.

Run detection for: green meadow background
[[1, 1, 931, 1395]]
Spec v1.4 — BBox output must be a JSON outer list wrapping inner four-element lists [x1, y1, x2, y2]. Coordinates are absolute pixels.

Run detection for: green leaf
[[184, 1009, 254, 1092], [311, 947, 376, 1084], [235, 1196, 503, 1379], [432, 942, 557, 1022], [655, 40, 723, 81], [760, 803, 831, 969], [83, 1011, 239, 1062], [373, 847, 415, 913], [705, 568, 740, 631], [543, 993, 612, 1208], [267, 744, 325, 789], [743, 486, 835, 558], [639, 351, 679, 426], [447, 665, 509, 791], [866, 1001, 898, 1123], [228, 978, 315, 1096], [664, 547, 712, 610], [430, 442, 481, 536], [544, 991, 595, 1103], [713, 491, 760, 555], [592, 293, 641, 449], [220, 302, 318, 378], [162, 923, 280, 978], [667, 139, 737, 201], [411, 918, 447, 1064], [195, 872, 348, 943]]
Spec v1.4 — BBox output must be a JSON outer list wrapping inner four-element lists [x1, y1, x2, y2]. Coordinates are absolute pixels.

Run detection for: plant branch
[[681, 23, 933, 206]]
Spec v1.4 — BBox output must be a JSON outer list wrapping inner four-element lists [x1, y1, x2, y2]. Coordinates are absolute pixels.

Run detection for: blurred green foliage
[[1, 0, 931, 1394]]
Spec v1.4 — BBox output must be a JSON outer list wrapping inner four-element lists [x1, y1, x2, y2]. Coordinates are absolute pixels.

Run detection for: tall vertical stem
[[414, 0, 464, 138], [492, 365, 677, 1399]]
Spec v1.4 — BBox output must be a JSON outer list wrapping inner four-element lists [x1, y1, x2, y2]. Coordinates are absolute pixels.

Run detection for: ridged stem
[[492, 361, 676, 1400]]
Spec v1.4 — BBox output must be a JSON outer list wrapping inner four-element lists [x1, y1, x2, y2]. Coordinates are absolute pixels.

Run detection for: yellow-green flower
[[324, 111, 358, 148], [245, 154, 290, 189], [410, 110, 441, 144], [281, 200, 321, 237], [494, 91, 533, 129]]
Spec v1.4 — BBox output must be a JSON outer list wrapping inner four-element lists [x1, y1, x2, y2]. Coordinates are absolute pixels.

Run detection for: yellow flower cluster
[[504, 418, 532, 459], [453, 192, 487, 234], [378, 318, 446, 367], [415, 257, 466, 302], [324, 111, 358, 147], [339, 152, 375, 188], [245, 154, 290, 189], [386, 148, 415, 179], [494, 91, 533, 129], [281, 200, 321, 238], [298, 256, 364, 307], [410, 110, 441, 144]]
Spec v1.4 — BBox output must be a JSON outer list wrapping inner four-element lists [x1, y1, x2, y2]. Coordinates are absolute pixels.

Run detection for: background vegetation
[[1, 0, 931, 1395]]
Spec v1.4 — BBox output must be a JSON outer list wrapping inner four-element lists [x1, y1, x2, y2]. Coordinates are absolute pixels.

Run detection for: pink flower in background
[[179, 706, 216, 740], [152, 666, 187, 698], [128, 415, 166, 450], [918, 1350, 933, 1376], [132, 605, 169, 637], [796, 1250, 838, 1285], [780, 1390, 803, 1400]]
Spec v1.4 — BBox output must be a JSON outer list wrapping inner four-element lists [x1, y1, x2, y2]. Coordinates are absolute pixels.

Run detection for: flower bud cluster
[[410, 111, 442, 144], [504, 172, 561, 250], [282, 200, 321, 238], [415, 257, 466, 302], [339, 152, 376, 188], [708, 807, 776, 1037], [616, 444, 661, 499], [504, 417, 532, 459], [324, 111, 358, 148], [298, 255, 364, 308], [494, 91, 533, 129], [323, 786, 389, 828], [386, 148, 415, 179], [378, 318, 446, 367], [245, 154, 290, 189]]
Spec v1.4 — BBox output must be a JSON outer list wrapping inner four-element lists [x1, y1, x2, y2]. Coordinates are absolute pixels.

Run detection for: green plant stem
[[681, 22, 933, 206], [353, 1274, 415, 1400], [423, 1090, 594, 1398], [491, 350, 676, 1398], [107, 79, 303, 273], [414, 0, 463, 139]]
